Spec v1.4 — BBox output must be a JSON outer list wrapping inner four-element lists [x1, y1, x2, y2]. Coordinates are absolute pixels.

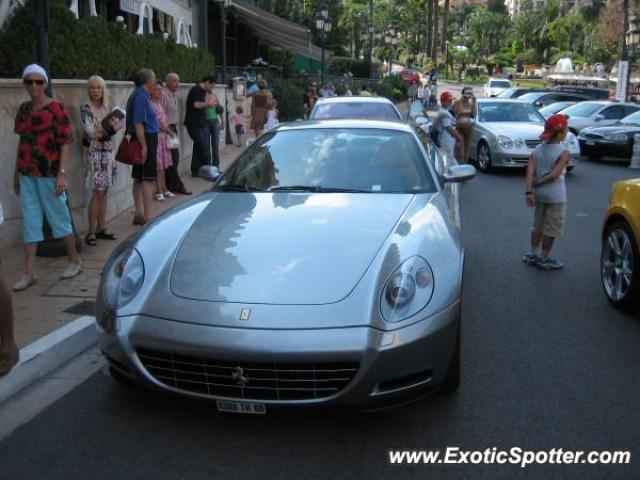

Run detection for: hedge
[[270, 75, 407, 121], [328, 56, 384, 79], [0, 1, 215, 82]]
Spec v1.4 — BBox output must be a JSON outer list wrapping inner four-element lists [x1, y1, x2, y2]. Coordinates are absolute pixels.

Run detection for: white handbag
[[166, 135, 180, 150]]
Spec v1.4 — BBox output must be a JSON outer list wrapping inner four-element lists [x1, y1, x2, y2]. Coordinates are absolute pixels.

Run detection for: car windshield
[[490, 80, 511, 88], [496, 89, 517, 98], [621, 111, 640, 125], [539, 102, 573, 115], [311, 102, 401, 120], [217, 128, 437, 194], [561, 102, 603, 118], [477, 102, 545, 123], [518, 92, 546, 102]]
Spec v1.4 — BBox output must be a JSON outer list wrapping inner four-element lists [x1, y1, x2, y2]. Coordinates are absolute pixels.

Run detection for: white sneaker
[[12, 274, 37, 292], [154, 193, 165, 201], [163, 191, 175, 198], [61, 261, 82, 280]]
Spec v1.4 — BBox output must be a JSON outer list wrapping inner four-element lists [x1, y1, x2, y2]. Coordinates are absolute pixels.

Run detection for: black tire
[[441, 324, 461, 392], [601, 220, 640, 312], [566, 166, 574, 174], [476, 142, 493, 173]]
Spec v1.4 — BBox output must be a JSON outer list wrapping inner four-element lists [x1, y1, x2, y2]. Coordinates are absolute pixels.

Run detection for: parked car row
[[486, 81, 640, 164]]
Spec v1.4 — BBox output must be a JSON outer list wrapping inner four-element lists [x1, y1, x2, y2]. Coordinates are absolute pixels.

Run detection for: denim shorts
[[235, 124, 245, 135], [19, 175, 73, 243]]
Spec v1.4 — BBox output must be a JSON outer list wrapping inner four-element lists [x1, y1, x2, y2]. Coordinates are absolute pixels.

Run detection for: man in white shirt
[[433, 91, 462, 161]]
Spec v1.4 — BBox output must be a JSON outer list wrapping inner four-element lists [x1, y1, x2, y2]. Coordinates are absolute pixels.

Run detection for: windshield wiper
[[269, 185, 369, 193], [215, 184, 267, 192]]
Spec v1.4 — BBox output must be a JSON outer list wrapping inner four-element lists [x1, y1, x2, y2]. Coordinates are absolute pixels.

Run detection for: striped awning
[[231, 0, 325, 62]]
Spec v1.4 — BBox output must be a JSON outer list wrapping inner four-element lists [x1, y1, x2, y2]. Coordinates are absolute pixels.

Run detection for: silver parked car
[[469, 99, 580, 173], [538, 101, 576, 119], [96, 120, 476, 412], [562, 101, 640, 134], [309, 96, 403, 120]]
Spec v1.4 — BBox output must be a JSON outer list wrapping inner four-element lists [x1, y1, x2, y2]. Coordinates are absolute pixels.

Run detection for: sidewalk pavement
[[2, 143, 245, 350]]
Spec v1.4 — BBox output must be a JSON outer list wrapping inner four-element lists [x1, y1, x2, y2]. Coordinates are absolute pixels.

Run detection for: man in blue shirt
[[127, 68, 159, 225]]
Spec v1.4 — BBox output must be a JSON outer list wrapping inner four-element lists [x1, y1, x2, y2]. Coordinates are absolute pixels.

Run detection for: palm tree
[[441, 0, 451, 58]]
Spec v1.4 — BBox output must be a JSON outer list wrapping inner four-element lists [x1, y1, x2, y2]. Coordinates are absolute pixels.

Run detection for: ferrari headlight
[[606, 134, 628, 142], [103, 248, 145, 311], [497, 135, 514, 149], [381, 256, 434, 323]]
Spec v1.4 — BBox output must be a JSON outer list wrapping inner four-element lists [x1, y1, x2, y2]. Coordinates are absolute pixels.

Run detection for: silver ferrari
[[96, 119, 475, 412], [469, 99, 580, 173]]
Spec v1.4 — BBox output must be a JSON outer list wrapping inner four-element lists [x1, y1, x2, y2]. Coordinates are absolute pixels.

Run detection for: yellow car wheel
[[601, 221, 640, 311]]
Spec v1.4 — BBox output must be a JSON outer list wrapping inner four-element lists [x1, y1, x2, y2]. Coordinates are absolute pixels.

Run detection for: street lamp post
[[215, 0, 233, 145], [445, 40, 450, 81], [315, 2, 332, 85]]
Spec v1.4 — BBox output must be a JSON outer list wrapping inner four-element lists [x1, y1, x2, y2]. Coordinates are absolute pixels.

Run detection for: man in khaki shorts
[[523, 114, 570, 270]]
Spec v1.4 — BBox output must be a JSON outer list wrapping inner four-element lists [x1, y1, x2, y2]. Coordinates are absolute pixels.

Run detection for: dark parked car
[[578, 110, 640, 162], [552, 86, 611, 100], [518, 91, 589, 109], [496, 88, 546, 99]]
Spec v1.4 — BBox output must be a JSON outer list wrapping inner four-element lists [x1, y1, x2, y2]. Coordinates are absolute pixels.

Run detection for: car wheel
[[601, 221, 640, 311], [566, 166, 574, 174], [476, 142, 492, 173], [441, 325, 460, 393]]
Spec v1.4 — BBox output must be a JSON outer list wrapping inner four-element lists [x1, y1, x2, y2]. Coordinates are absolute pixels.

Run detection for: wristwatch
[[525, 191, 533, 195]]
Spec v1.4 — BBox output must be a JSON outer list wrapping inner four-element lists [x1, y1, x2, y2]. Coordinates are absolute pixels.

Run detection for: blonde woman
[[80, 75, 122, 245]]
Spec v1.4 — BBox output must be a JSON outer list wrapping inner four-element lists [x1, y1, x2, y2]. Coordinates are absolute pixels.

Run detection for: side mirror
[[594, 114, 604, 121], [444, 164, 476, 183], [415, 116, 431, 127], [198, 165, 222, 183]]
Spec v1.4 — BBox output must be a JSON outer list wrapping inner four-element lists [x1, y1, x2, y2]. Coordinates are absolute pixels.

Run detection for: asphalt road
[[1, 158, 639, 480]]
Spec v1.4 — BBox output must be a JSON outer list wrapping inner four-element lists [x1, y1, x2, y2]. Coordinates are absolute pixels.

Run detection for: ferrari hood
[[170, 192, 415, 305]]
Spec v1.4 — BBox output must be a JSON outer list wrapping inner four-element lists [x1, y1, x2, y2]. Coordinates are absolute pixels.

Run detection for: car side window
[[624, 106, 640, 116], [539, 95, 555, 107], [600, 106, 626, 119]]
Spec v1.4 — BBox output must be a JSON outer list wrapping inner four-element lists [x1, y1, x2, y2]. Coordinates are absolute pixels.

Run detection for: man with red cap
[[523, 114, 570, 270], [433, 91, 462, 161]]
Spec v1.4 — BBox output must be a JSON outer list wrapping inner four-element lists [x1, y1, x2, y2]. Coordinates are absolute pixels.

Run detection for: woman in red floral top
[[11, 64, 82, 292]]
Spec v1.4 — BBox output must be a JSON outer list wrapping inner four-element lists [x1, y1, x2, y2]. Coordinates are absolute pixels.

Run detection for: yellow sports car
[[601, 178, 640, 310]]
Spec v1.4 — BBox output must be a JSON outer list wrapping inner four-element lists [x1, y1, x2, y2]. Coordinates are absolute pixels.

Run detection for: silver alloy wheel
[[602, 227, 635, 301], [477, 143, 491, 172]]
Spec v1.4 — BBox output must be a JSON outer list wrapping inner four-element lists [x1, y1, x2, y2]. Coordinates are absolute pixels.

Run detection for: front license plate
[[216, 400, 266, 415], [586, 140, 595, 146]]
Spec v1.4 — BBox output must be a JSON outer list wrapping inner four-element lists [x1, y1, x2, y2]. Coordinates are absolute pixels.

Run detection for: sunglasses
[[23, 79, 45, 86]]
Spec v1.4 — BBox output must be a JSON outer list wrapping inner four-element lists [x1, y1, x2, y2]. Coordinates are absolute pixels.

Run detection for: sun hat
[[540, 114, 568, 141], [21, 63, 48, 83]]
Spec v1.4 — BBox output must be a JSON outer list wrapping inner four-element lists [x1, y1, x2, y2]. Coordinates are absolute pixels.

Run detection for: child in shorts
[[232, 106, 246, 147], [523, 114, 570, 270]]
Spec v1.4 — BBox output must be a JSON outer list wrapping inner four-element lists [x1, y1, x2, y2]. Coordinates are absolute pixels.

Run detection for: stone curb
[[0, 316, 97, 405]]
